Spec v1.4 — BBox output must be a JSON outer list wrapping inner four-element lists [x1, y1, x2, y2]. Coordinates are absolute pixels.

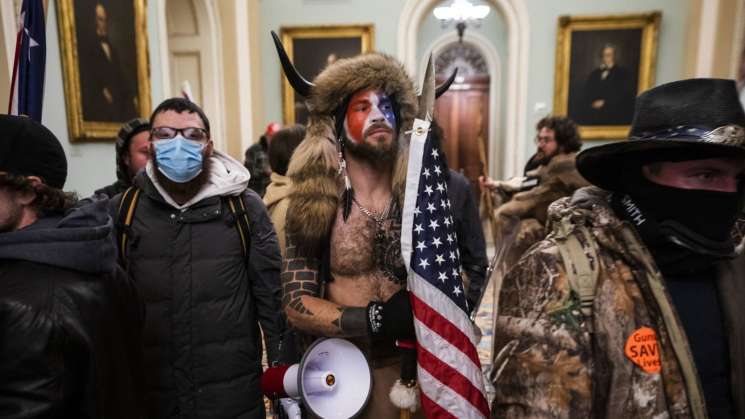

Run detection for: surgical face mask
[[153, 135, 205, 183]]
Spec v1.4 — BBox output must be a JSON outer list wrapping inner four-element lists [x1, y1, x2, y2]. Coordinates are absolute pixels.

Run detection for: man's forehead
[[657, 157, 745, 171], [537, 127, 554, 136], [153, 110, 204, 127], [349, 89, 389, 103]]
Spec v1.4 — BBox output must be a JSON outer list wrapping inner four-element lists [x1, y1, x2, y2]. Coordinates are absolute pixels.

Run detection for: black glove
[[366, 289, 415, 340]]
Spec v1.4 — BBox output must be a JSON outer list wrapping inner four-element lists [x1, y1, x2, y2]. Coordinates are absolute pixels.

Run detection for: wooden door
[[435, 74, 490, 200]]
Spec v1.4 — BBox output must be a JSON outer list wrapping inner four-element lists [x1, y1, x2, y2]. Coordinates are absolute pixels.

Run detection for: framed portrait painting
[[553, 12, 661, 139], [280, 25, 374, 125], [56, 0, 150, 142]]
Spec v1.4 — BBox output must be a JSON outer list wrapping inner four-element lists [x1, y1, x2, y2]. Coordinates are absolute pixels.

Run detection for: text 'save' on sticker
[[624, 326, 661, 374]]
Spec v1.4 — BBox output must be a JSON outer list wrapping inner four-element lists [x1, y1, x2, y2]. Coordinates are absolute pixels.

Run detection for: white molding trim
[[233, 0, 255, 155], [0, 1, 17, 77], [419, 32, 502, 179], [695, 0, 720, 77], [156, 0, 170, 103], [398, 0, 530, 177], [730, 0, 745, 78], [203, 0, 227, 152]]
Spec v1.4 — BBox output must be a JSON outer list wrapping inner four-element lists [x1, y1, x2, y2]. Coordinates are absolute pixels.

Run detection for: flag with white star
[[401, 118, 489, 418], [9, 0, 46, 122]]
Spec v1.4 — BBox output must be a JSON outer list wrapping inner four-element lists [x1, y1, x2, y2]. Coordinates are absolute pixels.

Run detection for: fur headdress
[[283, 52, 418, 256]]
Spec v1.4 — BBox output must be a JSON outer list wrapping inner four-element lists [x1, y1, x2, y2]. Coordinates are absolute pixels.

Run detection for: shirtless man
[[272, 34, 421, 418], [285, 88, 407, 335]]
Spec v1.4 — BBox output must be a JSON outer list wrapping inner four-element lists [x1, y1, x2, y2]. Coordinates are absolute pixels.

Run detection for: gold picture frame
[[56, 0, 150, 142], [280, 24, 374, 125], [553, 12, 660, 140]]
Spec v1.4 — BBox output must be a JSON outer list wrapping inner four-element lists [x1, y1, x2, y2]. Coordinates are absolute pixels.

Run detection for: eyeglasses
[[534, 135, 555, 145], [151, 126, 210, 142]]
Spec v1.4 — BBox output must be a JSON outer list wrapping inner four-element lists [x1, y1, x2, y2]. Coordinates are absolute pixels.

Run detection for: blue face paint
[[153, 135, 205, 183], [377, 93, 397, 131]]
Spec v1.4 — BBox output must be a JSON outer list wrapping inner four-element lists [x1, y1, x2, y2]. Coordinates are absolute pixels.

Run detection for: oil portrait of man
[[568, 30, 642, 127], [74, 1, 139, 123]]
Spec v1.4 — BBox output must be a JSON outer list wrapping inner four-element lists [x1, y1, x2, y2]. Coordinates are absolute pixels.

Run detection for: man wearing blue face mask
[[110, 98, 286, 419]]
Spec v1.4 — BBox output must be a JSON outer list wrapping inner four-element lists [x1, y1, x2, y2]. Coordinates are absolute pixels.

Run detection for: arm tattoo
[[281, 236, 367, 337], [281, 240, 319, 316]]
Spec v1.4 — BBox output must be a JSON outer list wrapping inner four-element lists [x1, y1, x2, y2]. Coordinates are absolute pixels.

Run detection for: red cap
[[265, 122, 281, 138], [261, 364, 291, 398]]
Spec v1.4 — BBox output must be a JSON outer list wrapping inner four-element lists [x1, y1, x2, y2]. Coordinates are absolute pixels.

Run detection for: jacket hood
[[263, 172, 292, 208], [0, 197, 117, 274], [285, 53, 417, 256], [544, 186, 624, 244], [145, 149, 250, 209]]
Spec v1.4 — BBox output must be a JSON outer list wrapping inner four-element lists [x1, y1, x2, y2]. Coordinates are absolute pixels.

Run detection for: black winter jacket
[[447, 170, 488, 314], [0, 198, 145, 419], [113, 167, 283, 419]]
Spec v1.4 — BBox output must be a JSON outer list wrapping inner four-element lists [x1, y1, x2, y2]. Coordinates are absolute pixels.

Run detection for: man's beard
[[152, 155, 211, 204], [534, 149, 559, 166], [344, 124, 398, 164], [0, 200, 24, 233]]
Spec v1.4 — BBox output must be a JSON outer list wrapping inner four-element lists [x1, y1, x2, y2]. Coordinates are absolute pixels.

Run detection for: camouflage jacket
[[491, 186, 745, 419]]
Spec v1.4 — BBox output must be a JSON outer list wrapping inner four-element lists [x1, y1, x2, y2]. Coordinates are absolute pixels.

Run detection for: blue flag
[[9, 0, 46, 122]]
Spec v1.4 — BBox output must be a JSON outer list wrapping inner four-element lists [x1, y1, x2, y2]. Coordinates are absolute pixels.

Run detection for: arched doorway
[[434, 42, 490, 201], [164, 0, 226, 151], [399, 0, 530, 178]]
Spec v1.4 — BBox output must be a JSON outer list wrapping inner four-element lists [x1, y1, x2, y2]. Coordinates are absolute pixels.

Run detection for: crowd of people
[[1, 44, 743, 419]]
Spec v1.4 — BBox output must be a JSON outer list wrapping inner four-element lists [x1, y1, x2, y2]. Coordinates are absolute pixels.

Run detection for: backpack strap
[[116, 186, 142, 264], [553, 220, 599, 329], [226, 194, 251, 259]]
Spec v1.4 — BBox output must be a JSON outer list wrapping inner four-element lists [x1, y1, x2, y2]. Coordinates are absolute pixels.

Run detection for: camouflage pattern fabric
[[491, 186, 709, 419]]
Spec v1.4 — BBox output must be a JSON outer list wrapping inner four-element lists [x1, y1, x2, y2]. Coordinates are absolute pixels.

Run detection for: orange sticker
[[624, 327, 661, 374]]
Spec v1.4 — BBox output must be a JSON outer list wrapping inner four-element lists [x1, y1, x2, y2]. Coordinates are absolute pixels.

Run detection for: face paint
[[343, 89, 396, 143]]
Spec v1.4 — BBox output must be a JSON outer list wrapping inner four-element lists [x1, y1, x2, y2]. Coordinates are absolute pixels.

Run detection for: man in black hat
[[491, 79, 745, 418], [95, 117, 151, 198], [0, 115, 145, 418]]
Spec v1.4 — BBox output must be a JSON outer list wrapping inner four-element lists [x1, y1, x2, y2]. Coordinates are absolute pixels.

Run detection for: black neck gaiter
[[611, 177, 742, 275], [631, 177, 741, 242]]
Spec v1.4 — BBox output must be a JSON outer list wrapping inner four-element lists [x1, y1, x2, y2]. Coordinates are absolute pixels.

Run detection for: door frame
[[421, 32, 501, 178]]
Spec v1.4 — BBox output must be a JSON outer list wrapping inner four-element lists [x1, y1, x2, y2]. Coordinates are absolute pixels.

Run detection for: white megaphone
[[261, 338, 372, 419]]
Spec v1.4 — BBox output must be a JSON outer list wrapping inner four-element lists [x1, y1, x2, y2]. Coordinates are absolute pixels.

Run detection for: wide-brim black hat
[[577, 78, 745, 192]]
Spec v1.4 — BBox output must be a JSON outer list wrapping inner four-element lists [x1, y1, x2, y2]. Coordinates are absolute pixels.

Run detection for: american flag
[[401, 118, 490, 418], [8, 0, 46, 122]]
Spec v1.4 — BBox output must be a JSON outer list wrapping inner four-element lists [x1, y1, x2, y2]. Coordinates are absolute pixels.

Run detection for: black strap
[[117, 189, 250, 263], [226, 194, 251, 260], [116, 186, 141, 264]]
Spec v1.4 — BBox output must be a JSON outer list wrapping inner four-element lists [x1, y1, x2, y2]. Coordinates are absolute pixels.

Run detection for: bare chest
[[328, 206, 405, 303]]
